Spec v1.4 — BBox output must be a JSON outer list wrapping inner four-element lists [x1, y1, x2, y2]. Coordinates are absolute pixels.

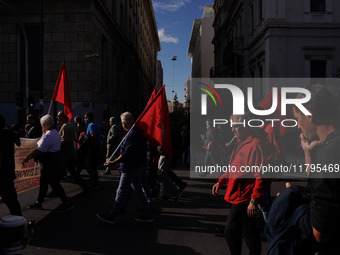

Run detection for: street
[[0, 166, 306, 255]]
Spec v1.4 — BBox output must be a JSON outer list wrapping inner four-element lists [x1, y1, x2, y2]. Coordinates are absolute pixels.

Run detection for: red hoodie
[[218, 134, 268, 205]]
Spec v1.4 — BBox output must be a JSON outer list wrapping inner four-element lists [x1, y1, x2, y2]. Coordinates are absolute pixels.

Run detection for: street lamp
[[172, 56, 177, 93]]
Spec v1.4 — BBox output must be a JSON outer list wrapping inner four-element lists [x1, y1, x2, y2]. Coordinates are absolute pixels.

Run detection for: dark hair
[[77, 121, 86, 132], [74, 116, 81, 122], [109, 117, 117, 124], [27, 114, 37, 121], [58, 110, 69, 121], [78, 121, 85, 128], [295, 84, 338, 125], [85, 112, 94, 121]]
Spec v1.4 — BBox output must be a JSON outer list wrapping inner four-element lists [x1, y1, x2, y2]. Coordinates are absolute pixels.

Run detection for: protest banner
[[14, 138, 40, 193]]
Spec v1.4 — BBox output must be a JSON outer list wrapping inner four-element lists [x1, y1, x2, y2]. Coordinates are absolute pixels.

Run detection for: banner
[[14, 138, 40, 194]]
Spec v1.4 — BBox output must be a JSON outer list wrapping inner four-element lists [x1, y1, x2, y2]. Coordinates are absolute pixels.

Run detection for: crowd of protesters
[[0, 110, 188, 222], [1, 84, 339, 254]]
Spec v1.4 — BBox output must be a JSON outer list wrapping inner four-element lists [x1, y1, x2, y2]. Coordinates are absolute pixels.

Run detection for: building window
[[310, 60, 326, 77], [310, 0, 325, 12]]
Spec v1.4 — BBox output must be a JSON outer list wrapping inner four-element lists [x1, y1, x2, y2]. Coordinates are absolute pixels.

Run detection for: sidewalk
[[0, 166, 303, 255]]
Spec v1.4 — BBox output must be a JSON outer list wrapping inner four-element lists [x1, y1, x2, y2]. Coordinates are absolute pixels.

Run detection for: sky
[[152, 0, 214, 103]]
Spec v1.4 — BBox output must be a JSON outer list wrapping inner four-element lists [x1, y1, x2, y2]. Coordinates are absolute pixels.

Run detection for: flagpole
[[107, 84, 166, 162], [47, 100, 53, 115], [107, 124, 135, 161]]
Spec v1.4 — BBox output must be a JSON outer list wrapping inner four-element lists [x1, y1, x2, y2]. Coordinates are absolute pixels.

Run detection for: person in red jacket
[[212, 112, 267, 255]]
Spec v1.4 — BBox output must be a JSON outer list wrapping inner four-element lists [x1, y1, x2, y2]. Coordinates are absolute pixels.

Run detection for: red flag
[[258, 84, 292, 136], [146, 84, 160, 107], [135, 85, 173, 159], [51, 61, 73, 121]]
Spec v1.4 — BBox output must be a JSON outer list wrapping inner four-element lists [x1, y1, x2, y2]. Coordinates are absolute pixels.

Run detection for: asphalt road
[[0, 166, 307, 255]]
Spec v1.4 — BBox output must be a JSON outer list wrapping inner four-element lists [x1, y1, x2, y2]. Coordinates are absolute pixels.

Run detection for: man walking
[[102, 117, 121, 175], [57, 110, 88, 193], [23, 114, 73, 212], [84, 112, 102, 189], [97, 112, 152, 224], [212, 112, 267, 255]]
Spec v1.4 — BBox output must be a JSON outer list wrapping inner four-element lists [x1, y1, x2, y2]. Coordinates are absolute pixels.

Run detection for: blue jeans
[[204, 150, 215, 166], [109, 167, 151, 218]]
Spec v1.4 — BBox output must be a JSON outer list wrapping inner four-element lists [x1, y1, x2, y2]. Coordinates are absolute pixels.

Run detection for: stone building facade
[[187, 5, 214, 78], [187, 5, 214, 113], [212, 0, 340, 101], [0, 0, 160, 126]]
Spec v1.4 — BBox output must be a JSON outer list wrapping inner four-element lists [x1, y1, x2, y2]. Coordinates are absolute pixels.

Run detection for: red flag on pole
[[135, 85, 173, 159], [51, 61, 73, 120], [146, 84, 160, 107]]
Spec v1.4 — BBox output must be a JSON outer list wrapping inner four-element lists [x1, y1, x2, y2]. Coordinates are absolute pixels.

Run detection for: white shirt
[[37, 129, 61, 152]]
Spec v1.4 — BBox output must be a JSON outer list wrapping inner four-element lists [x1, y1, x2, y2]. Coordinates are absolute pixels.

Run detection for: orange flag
[[135, 85, 172, 159], [51, 61, 73, 120]]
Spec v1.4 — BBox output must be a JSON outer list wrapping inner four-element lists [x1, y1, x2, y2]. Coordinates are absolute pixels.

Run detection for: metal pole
[[172, 56, 177, 93], [47, 100, 53, 115], [173, 60, 175, 88]]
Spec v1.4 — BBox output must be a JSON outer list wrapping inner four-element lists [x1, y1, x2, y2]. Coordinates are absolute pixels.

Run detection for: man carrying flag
[[105, 85, 173, 163], [97, 85, 172, 223], [97, 112, 153, 224]]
